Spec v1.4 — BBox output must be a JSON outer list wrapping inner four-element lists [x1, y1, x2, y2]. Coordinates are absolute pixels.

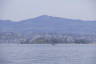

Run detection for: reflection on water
[[0, 44, 96, 64]]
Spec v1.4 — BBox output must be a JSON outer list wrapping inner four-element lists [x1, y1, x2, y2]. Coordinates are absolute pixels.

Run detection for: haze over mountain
[[0, 15, 96, 34]]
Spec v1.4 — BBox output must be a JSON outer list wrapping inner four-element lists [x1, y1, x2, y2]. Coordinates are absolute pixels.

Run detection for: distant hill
[[0, 15, 96, 34]]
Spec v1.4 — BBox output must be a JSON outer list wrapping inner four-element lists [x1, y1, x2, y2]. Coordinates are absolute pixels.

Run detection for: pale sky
[[0, 0, 96, 21]]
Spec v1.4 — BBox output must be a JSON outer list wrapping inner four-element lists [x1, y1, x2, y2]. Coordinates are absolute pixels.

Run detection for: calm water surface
[[0, 44, 96, 64]]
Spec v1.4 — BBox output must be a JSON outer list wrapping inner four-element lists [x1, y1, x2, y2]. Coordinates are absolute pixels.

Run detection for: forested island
[[0, 15, 96, 44]]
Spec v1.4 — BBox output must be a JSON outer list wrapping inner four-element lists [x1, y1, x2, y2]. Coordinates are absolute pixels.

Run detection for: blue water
[[0, 44, 96, 64]]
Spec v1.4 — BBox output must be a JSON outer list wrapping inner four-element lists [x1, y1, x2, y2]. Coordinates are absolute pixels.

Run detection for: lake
[[0, 44, 96, 64]]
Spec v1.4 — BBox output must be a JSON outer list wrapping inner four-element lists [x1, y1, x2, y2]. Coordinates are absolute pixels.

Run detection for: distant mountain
[[0, 15, 96, 34]]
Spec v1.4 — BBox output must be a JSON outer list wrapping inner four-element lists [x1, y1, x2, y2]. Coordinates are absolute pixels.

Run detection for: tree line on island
[[0, 32, 96, 44]]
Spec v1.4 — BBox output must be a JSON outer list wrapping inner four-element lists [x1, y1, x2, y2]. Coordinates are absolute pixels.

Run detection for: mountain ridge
[[0, 15, 96, 34], [0, 15, 96, 22]]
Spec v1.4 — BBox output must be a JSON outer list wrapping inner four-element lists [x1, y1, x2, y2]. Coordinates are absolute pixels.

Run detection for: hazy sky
[[0, 0, 96, 21]]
